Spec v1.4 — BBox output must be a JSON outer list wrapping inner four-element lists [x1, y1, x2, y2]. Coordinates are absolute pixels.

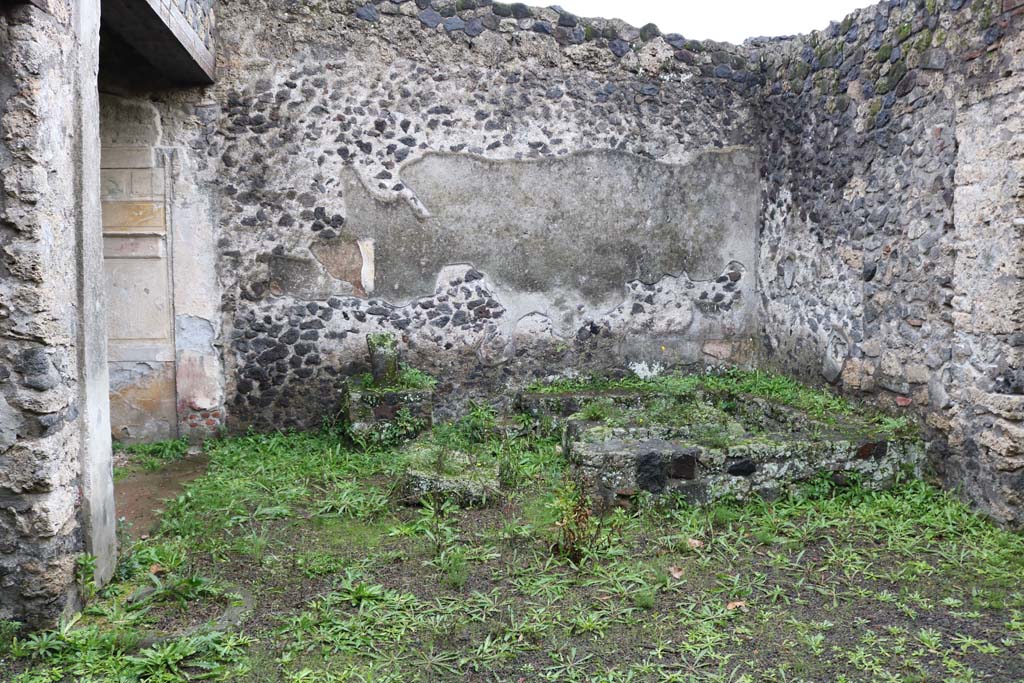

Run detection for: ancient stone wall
[[191, 0, 1023, 524], [3, 0, 1024, 631], [210, 0, 765, 429], [0, 0, 116, 627], [758, 0, 1024, 526]]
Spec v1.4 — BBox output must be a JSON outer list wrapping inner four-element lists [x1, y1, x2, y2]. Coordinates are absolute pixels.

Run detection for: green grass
[[3, 427, 1022, 683], [530, 368, 920, 441], [115, 437, 191, 472], [528, 368, 851, 420], [525, 372, 700, 398], [700, 368, 852, 419]]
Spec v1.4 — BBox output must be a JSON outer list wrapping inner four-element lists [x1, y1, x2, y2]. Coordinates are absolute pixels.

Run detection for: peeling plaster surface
[[336, 149, 758, 309], [176, 315, 217, 354], [108, 361, 177, 442], [100, 92, 226, 442]]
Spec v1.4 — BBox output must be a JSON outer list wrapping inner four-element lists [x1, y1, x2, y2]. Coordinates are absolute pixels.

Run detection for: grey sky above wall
[[556, 0, 875, 43]]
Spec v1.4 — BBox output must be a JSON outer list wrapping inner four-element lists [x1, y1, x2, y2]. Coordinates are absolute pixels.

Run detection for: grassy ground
[[2, 413, 1023, 682]]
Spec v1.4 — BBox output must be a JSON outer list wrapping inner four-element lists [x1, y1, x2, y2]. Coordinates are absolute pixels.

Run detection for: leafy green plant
[[76, 554, 98, 605], [549, 481, 603, 564], [131, 574, 222, 610], [873, 414, 919, 439], [632, 587, 656, 610], [336, 571, 388, 607], [396, 366, 437, 391], [127, 631, 251, 680], [455, 401, 497, 444], [315, 481, 389, 519], [576, 398, 618, 423], [496, 440, 529, 489], [700, 368, 851, 420], [433, 547, 470, 589]]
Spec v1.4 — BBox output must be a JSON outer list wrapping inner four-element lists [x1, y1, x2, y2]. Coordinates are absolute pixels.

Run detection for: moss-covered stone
[[397, 441, 501, 507], [639, 23, 661, 42], [876, 61, 907, 95], [915, 28, 934, 52], [521, 370, 924, 510], [366, 332, 400, 385]]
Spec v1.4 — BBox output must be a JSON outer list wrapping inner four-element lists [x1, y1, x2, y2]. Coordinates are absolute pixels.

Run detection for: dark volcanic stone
[[510, 3, 531, 18], [727, 458, 756, 476], [668, 451, 697, 480], [355, 5, 379, 22], [995, 369, 1024, 395], [636, 451, 667, 494], [418, 8, 442, 27], [609, 39, 630, 57], [639, 23, 660, 41], [443, 17, 466, 32], [557, 11, 577, 27], [856, 442, 889, 460], [664, 33, 686, 49], [15, 349, 50, 376]]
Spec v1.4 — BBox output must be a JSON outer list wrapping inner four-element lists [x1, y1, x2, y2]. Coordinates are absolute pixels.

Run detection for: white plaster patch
[[628, 361, 665, 380], [357, 238, 375, 295], [175, 315, 216, 354]]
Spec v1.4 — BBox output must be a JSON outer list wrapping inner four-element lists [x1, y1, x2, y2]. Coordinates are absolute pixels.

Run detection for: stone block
[[566, 393, 925, 510], [130, 168, 165, 198], [367, 333, 400, 385], [3, 487, 78, 539], [103, 235, 166, 260], [398, 466, 501, 507]]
